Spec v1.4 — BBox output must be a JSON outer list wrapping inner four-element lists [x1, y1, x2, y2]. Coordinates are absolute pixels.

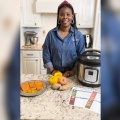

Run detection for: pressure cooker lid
[[79, 50, 101, 66]]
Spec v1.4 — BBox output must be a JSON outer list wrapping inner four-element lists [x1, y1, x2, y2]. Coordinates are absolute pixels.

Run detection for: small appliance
[[77, 50, 101, 87], [24, 31, 37, 46], [83, 35, 92, 48]]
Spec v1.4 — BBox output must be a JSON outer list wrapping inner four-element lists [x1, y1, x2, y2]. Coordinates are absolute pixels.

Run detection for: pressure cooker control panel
[[84, 68, 98, 83]]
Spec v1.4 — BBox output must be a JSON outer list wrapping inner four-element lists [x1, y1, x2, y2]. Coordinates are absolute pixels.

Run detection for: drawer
[[22, 51, 39, 58], [40, 70, 47, 75], [40, 51, 43, 58]]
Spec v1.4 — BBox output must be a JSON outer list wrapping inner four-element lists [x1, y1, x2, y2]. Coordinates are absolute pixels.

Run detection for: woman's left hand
[[62, 70, 75, 77]]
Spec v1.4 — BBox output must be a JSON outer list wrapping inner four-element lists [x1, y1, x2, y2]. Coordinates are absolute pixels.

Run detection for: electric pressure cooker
[[77, 50, 101, 87]]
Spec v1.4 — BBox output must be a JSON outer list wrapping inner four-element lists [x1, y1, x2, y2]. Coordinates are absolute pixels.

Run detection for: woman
[[43, 0, 85, 77]]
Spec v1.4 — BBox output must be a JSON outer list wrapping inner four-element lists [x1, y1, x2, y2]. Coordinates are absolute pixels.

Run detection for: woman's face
[[58, 7, 74, 28]]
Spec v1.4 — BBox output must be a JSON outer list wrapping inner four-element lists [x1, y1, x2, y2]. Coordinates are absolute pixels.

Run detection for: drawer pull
[[27, 54, 33, 56], [36, 60, 38, 61]]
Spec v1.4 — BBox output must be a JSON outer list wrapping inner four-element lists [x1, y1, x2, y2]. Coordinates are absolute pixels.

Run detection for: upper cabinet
[[21, 0, 96, 29], [36, 0, 79, 13], [77, 0, 95, 28], [21, 0, 41, 27]]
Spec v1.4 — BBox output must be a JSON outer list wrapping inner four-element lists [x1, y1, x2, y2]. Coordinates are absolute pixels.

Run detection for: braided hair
[[57, 4, 77, 30]]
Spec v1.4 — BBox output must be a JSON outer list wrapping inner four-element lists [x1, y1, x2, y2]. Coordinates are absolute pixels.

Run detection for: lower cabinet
[[21, 50, 47, 74], [23, 58, 39, 74]]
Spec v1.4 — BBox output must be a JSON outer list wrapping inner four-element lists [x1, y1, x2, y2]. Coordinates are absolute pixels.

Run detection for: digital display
[[89, 71, 93, 75]]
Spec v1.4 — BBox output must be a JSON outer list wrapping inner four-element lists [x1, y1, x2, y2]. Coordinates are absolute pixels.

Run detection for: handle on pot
[[81, 50, 101, 57]]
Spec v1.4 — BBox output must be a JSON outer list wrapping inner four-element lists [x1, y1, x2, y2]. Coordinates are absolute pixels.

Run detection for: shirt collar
[[53, 27, 58, 31], [70, 26, 74, 33], [53, 26, 74, 33]]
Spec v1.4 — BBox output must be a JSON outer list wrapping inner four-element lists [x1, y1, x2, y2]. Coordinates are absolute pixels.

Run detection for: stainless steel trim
[[26, 54, 33, 56]]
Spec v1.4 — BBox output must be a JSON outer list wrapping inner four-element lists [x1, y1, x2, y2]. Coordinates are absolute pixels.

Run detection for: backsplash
[[22, 13, 91, 46]]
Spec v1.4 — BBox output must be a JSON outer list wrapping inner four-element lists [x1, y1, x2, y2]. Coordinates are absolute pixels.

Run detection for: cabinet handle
[[27, 54, 33, 56], [35, 23, 36, 25], [36, 60, 38, 61], [79, 24, 80, 25]]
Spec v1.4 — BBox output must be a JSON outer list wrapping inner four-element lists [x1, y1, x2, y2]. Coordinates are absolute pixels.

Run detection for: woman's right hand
[[52, 70, 60, 76]]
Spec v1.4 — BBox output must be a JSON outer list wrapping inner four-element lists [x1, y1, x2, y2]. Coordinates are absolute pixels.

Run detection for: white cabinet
[[93, 0, 101, 49], [21, 0, 41, 27], [36, 0, 79, 13], [23, 58, 39, 74], [77, 0, 95, 28], [21, 50, 47, 74]]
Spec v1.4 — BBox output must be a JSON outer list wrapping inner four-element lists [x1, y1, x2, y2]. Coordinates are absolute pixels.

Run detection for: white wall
[[21, 13, 91, 46]]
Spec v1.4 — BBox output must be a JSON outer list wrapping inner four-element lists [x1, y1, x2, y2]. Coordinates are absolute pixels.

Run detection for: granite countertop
[[21, 74, 101, 120], [21, 44, 43, 51]]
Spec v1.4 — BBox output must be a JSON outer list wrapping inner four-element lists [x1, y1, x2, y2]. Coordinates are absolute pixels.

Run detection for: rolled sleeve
[[44, 62, 53, 68], [43, 32, 53, 68]]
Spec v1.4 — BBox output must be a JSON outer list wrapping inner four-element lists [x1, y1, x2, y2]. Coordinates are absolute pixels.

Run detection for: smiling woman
[[58, 7, 74, 40], [58, 7, 73, 27], [43, 0, 85, 77]]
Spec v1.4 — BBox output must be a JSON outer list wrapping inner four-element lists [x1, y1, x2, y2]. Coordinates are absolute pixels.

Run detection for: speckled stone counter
[[21, 44, 43, 51], [21, 74, 101, 120]]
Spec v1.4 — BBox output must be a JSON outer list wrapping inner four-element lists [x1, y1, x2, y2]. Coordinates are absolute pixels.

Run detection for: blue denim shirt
[[43, 26, 85, 68]]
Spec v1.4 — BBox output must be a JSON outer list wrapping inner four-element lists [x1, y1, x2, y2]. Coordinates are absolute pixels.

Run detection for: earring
[[71, 19, 74, 24], [58, 20, 61, 24]]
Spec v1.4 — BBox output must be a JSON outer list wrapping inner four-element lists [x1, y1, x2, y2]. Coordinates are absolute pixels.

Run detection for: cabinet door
[[22, 0, 36, 26], [22, 0, 41, 27], [77, 0, 95, 28], [23, 58, 39, 74]]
